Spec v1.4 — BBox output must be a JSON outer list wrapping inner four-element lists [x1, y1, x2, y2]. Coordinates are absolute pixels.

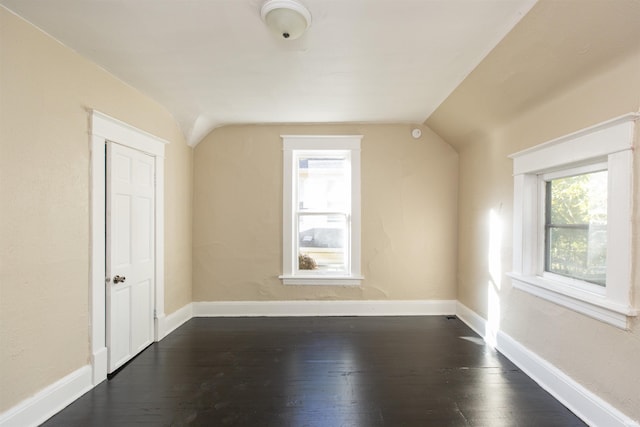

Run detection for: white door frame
[[89, 110, 168, 385]]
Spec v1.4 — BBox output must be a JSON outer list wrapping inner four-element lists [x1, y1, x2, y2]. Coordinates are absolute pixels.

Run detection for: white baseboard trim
[[455, 302, 638, 427], [497, 331, 638, 427], [158, 303, 194, 339], [0, 365, 92, 427], [193, 299, 456, 317], [455, 301, 488, 339], [91, 347, 108, 386]]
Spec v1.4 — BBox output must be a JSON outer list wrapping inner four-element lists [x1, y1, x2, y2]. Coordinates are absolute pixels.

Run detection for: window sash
[[541, 165, 608, 287], [296, 153, 351, 213], [543, 225, 606, 287], [293, 150, 351, 275], [295, 212, 350, 275]]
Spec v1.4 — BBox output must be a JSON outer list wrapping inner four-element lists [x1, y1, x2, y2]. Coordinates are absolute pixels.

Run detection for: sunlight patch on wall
[[486, 209, 503, 347]]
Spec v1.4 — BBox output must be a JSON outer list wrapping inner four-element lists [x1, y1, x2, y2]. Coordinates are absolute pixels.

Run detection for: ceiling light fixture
[[261, 0, 311, 40]]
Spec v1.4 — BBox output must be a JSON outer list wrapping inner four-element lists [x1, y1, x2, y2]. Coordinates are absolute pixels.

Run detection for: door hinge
[[153, 309, 157, 318]]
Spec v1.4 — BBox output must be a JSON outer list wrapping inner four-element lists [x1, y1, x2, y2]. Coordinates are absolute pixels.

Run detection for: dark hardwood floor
[[42, 316, 585, 426]]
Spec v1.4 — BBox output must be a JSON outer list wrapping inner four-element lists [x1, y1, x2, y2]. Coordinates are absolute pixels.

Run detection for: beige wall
[[427, 0, 640, 419], [4, 0, 640, 421], [498, 51, 640, 420], [164, 138, 194, 314], [193, 124, 458, 301], [0, 8, 192, 411]]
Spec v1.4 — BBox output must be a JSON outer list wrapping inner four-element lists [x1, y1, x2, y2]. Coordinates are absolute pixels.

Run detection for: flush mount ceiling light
[[261, 0, 311, 40]]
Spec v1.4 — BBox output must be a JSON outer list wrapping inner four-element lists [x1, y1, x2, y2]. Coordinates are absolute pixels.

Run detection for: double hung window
[[280, 135, 362, 286], [509, 114, 638, 329]]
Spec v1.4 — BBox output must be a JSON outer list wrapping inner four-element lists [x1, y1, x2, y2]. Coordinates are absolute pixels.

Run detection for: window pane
[[546, 170, 607, 285], [549, 171, 607, 225], [298, 157, 348, 212], [547, 226, 606, 285], [298, 214, 347, 272]]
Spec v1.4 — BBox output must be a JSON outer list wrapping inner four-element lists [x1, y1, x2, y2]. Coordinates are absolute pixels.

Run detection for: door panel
[[131, 279, 152, 354], [133, 197, 153, 262], [111, 286, 132, 368], [107, 142, 155, 373], [113, 193, 132, 267]]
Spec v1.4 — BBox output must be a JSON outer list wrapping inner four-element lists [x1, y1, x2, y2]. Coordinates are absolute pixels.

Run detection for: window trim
[[280, 135, 363, 286], [508, 113, 639, 329]]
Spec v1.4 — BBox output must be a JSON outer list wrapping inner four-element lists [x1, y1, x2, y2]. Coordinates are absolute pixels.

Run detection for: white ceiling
[[1, 0, 537, 146]]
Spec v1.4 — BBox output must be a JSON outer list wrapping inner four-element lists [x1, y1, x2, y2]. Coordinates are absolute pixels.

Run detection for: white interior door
[[106, 141, 155, 373]]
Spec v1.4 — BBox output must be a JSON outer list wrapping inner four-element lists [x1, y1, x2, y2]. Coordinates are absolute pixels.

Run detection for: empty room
[[1, 0, 639, 426]]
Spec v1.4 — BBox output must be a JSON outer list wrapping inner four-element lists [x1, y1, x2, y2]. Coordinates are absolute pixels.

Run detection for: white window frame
[[280, 135, 363, 286], [508, 113, 639, 329]]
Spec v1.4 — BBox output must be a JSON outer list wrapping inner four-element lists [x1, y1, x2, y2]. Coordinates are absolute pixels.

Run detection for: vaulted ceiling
[[426, 0, 640, 149], [1, 0, 537, 146]]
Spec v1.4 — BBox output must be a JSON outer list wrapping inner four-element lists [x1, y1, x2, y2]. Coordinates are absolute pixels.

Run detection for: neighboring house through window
[[509, 113, 638, 329], [280, 135, 363, 285]]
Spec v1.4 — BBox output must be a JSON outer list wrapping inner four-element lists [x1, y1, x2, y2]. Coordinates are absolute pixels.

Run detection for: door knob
[[113, 275, 126, 284]]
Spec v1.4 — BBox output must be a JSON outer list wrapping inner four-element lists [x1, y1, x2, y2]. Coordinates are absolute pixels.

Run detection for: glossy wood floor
[[42, 316, 585, 426]]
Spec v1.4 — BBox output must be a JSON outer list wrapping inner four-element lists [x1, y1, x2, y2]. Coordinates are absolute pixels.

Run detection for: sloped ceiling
[[1, 0, 536, 146], [426, 0, 640, 149]]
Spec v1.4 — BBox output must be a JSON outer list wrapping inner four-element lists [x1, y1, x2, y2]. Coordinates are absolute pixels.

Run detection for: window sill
[[279, 275, 364, 286], [507, 273, 637, 330]]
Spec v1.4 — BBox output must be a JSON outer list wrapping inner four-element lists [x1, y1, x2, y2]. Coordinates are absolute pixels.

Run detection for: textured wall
[[164, 138, 194, 314], [0, 8, 192, 411], [427, 0, 640, 419], [193, 124, 458, 302]]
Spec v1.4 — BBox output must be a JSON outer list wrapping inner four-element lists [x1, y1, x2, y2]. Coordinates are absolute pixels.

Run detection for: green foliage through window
[[545, 170, 607, 286]]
